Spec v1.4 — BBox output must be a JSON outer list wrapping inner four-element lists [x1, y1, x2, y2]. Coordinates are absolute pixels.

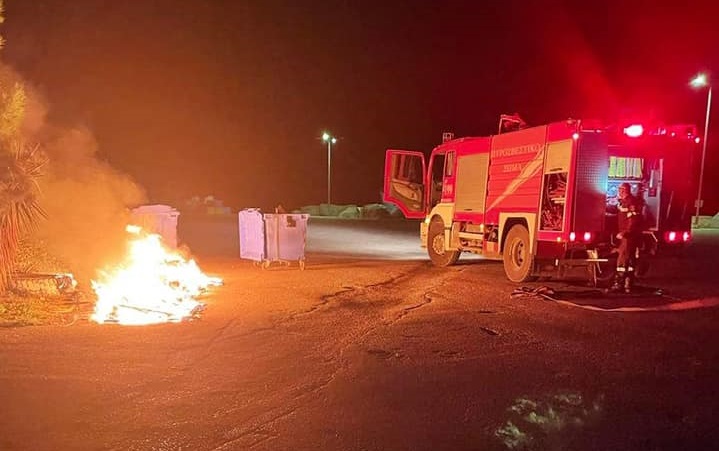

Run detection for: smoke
[[20, 82, 147, 286]]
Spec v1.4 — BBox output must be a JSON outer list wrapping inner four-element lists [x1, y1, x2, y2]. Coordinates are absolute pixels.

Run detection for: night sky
[[3, 0, 718, 212]]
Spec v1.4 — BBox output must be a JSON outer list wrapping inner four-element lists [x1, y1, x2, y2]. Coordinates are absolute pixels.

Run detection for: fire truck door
[[383, 149, 427, 219]]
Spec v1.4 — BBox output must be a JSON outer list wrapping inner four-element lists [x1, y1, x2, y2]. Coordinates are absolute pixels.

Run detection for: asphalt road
[[1, 217, 719, 451]]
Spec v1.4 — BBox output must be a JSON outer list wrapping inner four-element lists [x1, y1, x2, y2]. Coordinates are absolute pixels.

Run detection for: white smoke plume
[[20, 80, 147, 286]]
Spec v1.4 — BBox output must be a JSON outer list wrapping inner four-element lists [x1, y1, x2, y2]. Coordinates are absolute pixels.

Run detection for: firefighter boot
[[610, 271, 625, 293], [624, 271, 635, 294]]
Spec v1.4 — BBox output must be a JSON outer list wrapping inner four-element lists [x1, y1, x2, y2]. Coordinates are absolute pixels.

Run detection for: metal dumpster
[[238, 209, 308, 269], [130, 204, 180, 248], [238, 209, 266, 263]]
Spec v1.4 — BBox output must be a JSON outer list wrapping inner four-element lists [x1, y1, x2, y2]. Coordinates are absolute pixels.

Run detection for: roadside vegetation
[[0, 1, 83, 326]]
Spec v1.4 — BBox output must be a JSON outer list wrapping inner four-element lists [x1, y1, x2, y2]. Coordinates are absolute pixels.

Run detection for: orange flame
[[90, 226, 221, 325]]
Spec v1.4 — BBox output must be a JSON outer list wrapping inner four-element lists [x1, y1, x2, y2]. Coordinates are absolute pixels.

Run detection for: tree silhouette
[[0, 1, 48, 293]]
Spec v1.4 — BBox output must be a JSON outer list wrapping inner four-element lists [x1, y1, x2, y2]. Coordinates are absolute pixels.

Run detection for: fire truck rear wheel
[[503, 225, 536, 282], [428, 217, 460, 267]]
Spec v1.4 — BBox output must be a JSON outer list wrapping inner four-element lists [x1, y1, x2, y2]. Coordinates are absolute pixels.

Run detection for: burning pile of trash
[[90, 225, 222, 325]]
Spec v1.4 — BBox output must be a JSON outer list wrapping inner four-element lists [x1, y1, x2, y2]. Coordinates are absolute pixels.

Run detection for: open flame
[[91, 225, 222, 325]]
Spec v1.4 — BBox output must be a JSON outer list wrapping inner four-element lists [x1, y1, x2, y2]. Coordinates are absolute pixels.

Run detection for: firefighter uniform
[[613, 188, 643, 293]]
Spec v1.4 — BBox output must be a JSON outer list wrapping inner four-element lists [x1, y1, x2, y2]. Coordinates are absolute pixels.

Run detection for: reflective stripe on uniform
[[617, 267, 626, 272], [627, 267, 634, 272]]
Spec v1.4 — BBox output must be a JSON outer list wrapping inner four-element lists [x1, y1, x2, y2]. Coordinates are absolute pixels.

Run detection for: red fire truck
[[383, 118, 700, 283]]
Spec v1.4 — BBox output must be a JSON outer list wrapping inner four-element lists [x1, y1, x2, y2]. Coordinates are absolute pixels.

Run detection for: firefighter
[[612, 182, 644, 293]]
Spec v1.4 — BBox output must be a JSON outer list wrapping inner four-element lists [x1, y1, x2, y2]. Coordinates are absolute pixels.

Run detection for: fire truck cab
[[383, 119, 700, 283]]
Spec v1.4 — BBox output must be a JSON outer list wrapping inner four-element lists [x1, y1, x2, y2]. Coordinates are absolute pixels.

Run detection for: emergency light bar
[[624, 123, 698, 140], [623, 124, 644, 138], [581, 122, 699, 141]]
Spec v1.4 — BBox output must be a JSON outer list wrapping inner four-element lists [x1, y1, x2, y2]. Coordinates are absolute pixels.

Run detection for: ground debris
[[11, 272, 77, 296], [510, 286, 558, 301], [479, 326, 500, 336]]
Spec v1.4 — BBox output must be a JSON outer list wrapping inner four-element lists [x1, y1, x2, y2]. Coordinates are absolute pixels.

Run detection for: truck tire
[[428, 217, 460, 267], [503, 225, 536, 282]]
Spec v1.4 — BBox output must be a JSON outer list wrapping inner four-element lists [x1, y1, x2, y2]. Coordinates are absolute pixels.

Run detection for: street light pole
[[695, 86, 712, 224], [326, 137, 332, 205], [322, 132, 337, 206], [690, 73, 713, 225]]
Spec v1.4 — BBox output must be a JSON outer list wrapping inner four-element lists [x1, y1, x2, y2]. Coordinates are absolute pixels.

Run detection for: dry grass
[[0, 289, 92, 327], [0, 236, 92, 327]]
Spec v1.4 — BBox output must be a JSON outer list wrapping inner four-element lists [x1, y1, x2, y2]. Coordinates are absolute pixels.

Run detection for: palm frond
[[0, 140, 48, 292]]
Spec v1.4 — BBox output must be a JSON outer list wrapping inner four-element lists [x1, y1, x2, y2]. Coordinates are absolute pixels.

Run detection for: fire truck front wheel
[[428, 217, 460, 267], [503, 225, 537, 283]]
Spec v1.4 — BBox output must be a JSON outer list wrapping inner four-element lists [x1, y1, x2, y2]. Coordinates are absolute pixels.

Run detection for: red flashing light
[[623, 124, 644, 138], [567, 231, 593, 243], [663, 231, 690, 243]]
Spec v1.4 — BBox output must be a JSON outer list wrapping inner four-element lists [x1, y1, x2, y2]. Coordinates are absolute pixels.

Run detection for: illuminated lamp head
[[623, 124, 644, 138]]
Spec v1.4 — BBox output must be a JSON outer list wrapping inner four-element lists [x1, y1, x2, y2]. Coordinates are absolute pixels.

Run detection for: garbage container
[[238, 209, 266, 262], [238, 209, 308, 269], [130, 204, 180, 248]]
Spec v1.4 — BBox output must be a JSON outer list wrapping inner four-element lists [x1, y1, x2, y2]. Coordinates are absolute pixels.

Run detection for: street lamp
[[322, 132, 337, 206], [690, 73, 712, 225]]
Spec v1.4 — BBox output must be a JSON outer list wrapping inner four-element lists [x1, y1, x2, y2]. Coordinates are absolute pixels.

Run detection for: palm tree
[[0, 141, 47, 292], [0, 0, 48, 293]]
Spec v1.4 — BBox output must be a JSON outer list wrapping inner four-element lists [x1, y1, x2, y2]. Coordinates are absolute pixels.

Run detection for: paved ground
[[1, 218, 719, 450]]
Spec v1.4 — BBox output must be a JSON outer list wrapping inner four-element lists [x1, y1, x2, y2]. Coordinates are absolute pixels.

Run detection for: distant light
[[572, 132, 580, 140], [690, 73, 709, 89], [623, 124, 644, 138], [670, 132, 677, 137], [569, 232, 576, 242], [695, 136, 701, 144], [682, 231, 691, 242], [331, 137, 337, 144], [322, 132, 330, 141], [667, 231, 677, 242], [583, 232, 592, 242]]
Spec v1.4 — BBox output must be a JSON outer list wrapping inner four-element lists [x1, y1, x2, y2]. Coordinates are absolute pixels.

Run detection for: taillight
[[664, 231, 678, 242], [663, 231, 690, 243], [568, 231, 593, 243]]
